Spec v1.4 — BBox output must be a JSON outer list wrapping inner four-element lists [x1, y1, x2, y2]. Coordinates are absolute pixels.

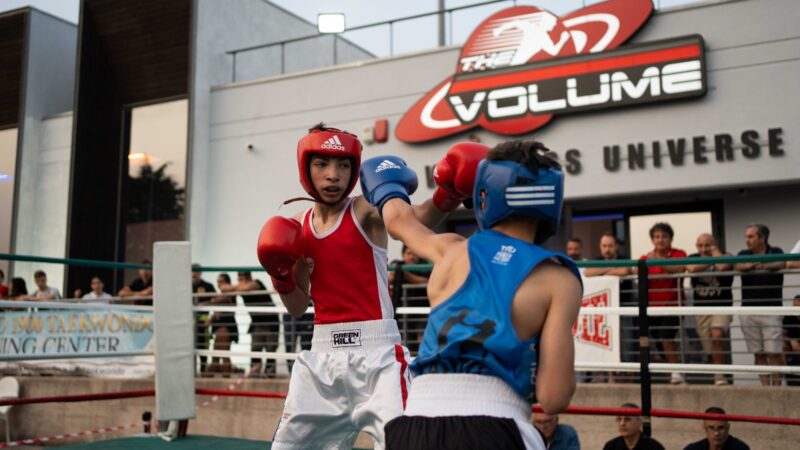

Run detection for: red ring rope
[[3, 388, 798, 426]]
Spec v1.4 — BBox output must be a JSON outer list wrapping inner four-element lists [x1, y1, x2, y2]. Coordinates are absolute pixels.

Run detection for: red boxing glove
[[432, 142, 490, 212], [257, 216, 303, 294]]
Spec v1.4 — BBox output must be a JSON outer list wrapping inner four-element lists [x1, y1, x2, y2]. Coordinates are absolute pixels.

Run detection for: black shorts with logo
[[385, 415, 527, 450]]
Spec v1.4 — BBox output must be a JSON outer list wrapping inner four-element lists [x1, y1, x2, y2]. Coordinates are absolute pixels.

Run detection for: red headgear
[[297, 126, 362, 203]]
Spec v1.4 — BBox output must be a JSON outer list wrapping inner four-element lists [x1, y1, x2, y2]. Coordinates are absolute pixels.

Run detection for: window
[[124, 99, 187, 281], [0, 127, 18, 276]]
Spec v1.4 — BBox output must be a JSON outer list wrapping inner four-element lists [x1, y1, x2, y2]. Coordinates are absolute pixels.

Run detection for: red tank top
[[301, 198, 393, 324]]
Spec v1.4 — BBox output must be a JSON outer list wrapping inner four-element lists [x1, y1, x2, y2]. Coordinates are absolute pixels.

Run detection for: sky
[[2, 0, 701, 57]]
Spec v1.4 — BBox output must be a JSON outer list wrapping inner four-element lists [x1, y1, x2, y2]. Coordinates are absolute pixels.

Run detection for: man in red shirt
[[0, 269, 8, 298], [640, 222, 687, 384]]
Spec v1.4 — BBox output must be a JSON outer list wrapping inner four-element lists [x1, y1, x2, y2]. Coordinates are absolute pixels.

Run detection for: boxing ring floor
[[57, 436, 372, 449]]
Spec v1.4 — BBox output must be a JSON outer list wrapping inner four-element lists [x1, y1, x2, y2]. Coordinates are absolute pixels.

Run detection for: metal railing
[[224, 0, 718, 83]]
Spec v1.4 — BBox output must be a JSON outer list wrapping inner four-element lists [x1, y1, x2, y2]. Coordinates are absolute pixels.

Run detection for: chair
[[0, 377, 19, 443]]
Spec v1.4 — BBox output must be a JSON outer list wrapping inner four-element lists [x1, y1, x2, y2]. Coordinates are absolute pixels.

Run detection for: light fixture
[[128, 152, 151, 163], [318, 13, 345, 33]]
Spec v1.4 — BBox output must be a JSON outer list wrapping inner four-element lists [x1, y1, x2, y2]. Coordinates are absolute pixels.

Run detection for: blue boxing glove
[[359, 156, 419, 215]]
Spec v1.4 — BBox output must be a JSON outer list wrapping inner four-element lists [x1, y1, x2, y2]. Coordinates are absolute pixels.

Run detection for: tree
[[127, 163, 185, 223]]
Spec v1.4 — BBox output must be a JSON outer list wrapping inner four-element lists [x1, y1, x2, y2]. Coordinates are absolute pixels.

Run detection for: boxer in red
[[258, 123, 487, 449]]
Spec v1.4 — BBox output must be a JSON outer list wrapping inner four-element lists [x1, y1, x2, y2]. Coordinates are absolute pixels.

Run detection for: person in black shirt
[[192, 265, 216, 374], [602, 403, 665, 450], [389, 245, 430, 354], [586, 233, 637, 380], [784, 295, 800, 386], [683, 407, 750, 450], [118, 260, 153, 305], [233, 271, 278, 377], [687, 233, 734, 385], [734, 224, 786, 386]]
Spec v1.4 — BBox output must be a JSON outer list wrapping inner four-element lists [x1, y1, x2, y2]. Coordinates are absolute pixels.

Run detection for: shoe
[[670, 373, 685, 385], [714, 375, 729, 386]]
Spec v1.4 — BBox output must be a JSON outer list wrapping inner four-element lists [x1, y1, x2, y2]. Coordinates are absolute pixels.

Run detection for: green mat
[[58, 435, 269, 449], [58, 435, 371, 449]]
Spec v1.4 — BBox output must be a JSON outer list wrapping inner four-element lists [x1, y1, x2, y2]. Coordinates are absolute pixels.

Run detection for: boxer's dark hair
[[487, 140, 560, 176], [705, 406, 726, 415], [219, 273, 231, 284], [309, 122, 328, 133]]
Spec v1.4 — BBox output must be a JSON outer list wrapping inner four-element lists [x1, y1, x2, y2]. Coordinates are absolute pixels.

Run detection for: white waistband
[[311, 319, 401, 352], [405, 374, 530, 420]]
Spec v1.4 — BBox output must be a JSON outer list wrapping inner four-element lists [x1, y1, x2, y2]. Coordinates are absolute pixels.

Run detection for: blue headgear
[[473, 159, 564, 244]]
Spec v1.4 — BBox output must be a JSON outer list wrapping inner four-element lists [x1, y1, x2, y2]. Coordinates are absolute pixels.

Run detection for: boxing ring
[[0, 249, 799, 447]]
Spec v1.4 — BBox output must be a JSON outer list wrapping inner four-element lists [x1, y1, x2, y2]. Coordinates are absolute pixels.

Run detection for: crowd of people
[[529, 404, 750, 450], [575, 224, 798, 387]]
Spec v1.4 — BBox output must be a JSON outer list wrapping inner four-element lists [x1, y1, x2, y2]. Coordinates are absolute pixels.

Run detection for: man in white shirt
[[30, 270, 61, 300], [81, 276, 112, 304]]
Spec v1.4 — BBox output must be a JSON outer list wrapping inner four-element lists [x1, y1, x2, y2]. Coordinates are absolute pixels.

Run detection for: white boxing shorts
[[271, 319, 411, 450], [399, 373, 546, 450]]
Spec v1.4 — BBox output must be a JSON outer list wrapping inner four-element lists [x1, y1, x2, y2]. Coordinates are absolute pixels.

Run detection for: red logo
[[396, 0, 702, 143], [573, 290, 611, 349]]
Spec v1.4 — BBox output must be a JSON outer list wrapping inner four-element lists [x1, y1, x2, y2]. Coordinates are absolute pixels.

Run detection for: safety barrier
[[1, 250, 799, 441]]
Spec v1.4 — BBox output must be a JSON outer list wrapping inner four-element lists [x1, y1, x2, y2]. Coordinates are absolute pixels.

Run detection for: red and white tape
[[0, 422, 143, 448]]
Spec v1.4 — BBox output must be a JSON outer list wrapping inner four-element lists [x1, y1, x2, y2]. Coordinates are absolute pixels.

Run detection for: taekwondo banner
[[0, 308, 155, 378], [573, 275, 621, 364]]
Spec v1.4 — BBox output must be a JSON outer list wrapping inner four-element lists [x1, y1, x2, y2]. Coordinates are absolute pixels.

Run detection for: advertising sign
[[573, 275, 621, 364], [397, 0, 706, 142]]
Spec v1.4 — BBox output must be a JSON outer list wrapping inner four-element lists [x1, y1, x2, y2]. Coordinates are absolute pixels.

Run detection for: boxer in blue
[[360, 140, 583, 450]]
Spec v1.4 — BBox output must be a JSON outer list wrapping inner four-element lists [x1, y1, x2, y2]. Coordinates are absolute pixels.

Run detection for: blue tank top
[[410, 229, 581, 401]]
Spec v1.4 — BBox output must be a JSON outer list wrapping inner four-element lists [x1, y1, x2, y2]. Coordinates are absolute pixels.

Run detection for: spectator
[[389, 245, 430, 353], [735, 224, 785, 386], [602, 403, 665, 450], [567, 237, 587, 277], [683, 407, 750, 450], [531, 411, 580, 450], [566, 237, 584, 261], [586, 233, 637, 380], [687, 233, 734, 385], [80, 276, 112, 303], [783, 295, 800, 386], [232, 271, 278, 378], [29, 270, 62, 301], [200, 273, 238, 376], [192, 265, 216, 374], [118, 260, 153, 305], [283, 307, 314, 372], [788, 239, 800, 269], [639, 223, 687, 384], [8, 277, 28, 300], [0, 268, 8, 298]]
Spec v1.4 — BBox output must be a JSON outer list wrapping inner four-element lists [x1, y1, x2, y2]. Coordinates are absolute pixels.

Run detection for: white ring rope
[[0, 300, 153, 311]]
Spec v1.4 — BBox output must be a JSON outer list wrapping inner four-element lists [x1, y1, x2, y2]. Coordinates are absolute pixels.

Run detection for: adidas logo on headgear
[[320, 135, 346, 151], [375, 160, 401, 173]]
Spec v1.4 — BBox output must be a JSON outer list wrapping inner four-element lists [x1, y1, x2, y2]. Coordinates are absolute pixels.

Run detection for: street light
[[318, 13, 345, 33]]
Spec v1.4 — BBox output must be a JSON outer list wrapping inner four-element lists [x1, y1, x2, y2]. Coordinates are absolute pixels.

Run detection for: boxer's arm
[[277, 258, 311, 318], [382, 198, 463, 265], [411, 199, 449, 229], [535, 268, 582, 414]]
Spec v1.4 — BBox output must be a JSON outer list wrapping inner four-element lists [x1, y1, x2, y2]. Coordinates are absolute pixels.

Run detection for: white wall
[[196, 0, 800, 270], [188, 0, 373, 262], [11, 10, 76, 293]]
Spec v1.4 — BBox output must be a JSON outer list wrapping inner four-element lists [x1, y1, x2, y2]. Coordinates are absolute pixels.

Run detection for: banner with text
[[573, 275, 621, 364], [0, 308, 155, 378]]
